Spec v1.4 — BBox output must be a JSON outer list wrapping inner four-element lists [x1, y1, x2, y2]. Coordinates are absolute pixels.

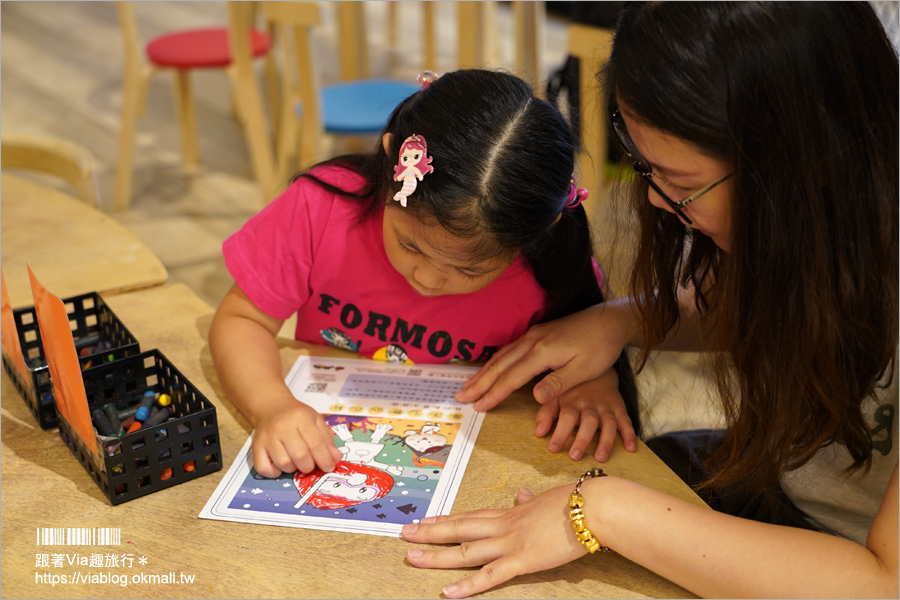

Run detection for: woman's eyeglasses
[[610, 109, 732, 226]]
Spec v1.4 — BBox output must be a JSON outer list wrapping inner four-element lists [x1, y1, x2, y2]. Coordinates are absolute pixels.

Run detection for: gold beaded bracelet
[[568, 467, 611, 554]]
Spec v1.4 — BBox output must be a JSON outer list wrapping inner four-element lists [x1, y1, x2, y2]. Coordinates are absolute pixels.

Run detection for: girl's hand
[[536, 371, 637, 462], [402, 484, 588, 599], [455, 302, 634, 412], [251, 399, 343, 477]]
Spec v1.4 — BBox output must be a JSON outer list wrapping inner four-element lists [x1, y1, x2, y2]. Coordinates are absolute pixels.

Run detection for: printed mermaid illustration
[[392, 134, 434, 207], [293, 422, 402, 510]]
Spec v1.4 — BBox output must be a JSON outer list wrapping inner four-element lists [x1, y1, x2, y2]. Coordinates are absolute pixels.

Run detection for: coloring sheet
[[200, 356, 485, 537]]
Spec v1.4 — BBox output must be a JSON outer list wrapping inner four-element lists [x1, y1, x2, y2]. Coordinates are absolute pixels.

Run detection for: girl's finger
[[534, 400, 560, 438], [311, 418, 341, 469], [252, 444, 281, 478], [569, 411, 601, 461], [280, 437, 315, 474], [616, 413, 638, 453], [548, 408, 579, 454], [593, 413, 620, 463]]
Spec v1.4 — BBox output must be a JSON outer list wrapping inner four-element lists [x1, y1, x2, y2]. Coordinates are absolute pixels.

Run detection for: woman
[[400, 3, 898, 597]]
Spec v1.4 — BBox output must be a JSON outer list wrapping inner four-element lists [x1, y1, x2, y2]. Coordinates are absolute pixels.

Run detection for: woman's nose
[[647, 188, 675, 214]]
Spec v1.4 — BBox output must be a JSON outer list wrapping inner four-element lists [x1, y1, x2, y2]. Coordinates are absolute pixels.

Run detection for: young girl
[[209, 69, 640, 479], [405, 3, 898, 598]]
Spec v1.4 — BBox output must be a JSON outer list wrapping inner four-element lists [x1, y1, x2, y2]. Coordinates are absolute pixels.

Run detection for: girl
[[209, 69, 640, 479], [405, 3, 899, 598]]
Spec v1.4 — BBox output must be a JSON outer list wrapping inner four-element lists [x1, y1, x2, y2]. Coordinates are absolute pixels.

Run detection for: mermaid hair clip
[[392, 134, 434, 207], [565, 178, 589, 209], [416, 70, 439, 90]]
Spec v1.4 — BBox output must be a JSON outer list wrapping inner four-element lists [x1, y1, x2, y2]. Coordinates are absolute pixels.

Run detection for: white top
[[780, 360, 898, 545]]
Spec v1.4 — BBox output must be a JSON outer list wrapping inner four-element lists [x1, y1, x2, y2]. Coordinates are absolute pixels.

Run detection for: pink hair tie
[[565, 178, 589, 209], [416, 70, 439, 90]]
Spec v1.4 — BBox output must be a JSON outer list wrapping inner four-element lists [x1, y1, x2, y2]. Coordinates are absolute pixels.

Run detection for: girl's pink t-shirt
[[223, 167, 596, 364]]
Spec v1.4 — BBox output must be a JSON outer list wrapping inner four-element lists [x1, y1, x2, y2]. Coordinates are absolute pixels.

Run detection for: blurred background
[[2, 1, 579, 307], [11, 2, 894, 437]]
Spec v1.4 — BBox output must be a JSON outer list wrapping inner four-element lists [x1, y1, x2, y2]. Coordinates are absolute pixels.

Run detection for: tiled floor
[[1, 1, 721, 437]]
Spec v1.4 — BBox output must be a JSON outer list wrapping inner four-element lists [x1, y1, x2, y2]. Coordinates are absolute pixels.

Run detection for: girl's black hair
[[300, 69, 599, 321], [299, 69, 639, 433]]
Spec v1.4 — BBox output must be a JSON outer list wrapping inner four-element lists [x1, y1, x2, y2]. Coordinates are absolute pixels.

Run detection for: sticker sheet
[[200, 356, 485, 536]]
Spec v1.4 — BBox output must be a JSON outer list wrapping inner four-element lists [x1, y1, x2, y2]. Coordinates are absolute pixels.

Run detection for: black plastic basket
[[1, 292, 140, 429], [56, 349, 222, 505]]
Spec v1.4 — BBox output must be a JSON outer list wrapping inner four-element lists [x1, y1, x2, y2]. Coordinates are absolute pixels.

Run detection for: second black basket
[[56, 349, 222, 505], [2, 292, 139, 429]]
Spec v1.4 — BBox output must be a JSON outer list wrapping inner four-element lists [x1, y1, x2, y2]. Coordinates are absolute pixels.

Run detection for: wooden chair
[[567, 23, 614, 198], [386, 1, 437, 74], [228, 1, 419, 198], [1, 133, 100, 207], [113, 1, 271, 210]]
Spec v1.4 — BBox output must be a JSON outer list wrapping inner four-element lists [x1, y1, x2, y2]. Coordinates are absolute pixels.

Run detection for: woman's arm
[[403, 461, 899, 598], [209, 283, 342, 476], [457, 286, 714, 412]]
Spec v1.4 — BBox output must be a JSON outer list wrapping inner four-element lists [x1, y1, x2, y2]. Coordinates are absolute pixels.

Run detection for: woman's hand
[[456, 300, 638, 411], [402, 484, 588, 599], [536, 370, 637, 462], [251, 396, 343, 477]]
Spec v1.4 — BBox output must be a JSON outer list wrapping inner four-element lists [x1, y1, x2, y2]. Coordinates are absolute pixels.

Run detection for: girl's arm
[[209, 283, 342, 476], [403, 461, 899, 599]]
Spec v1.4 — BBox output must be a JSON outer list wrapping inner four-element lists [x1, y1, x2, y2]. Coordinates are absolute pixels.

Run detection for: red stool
[[114, 2, 271, 210]]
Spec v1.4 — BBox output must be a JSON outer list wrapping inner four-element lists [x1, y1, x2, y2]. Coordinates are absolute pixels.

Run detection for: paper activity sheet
[[200, 356, 485, 537]]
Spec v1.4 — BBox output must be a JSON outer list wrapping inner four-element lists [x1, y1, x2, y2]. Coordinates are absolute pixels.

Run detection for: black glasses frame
[[610, 110, 732, 226]]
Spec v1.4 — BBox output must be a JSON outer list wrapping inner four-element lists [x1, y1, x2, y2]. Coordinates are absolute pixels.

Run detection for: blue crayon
[[143, 407, 170, 427], [135, 391, 157, 421]]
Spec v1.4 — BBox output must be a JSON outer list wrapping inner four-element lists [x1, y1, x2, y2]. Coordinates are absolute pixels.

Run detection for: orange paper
[[27, 266, 98, 458], [1, 269, 30, 383]]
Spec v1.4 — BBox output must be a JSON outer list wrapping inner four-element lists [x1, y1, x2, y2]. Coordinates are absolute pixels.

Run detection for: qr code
[[304, 382, 328, 393], [406, 369, 422, 377]]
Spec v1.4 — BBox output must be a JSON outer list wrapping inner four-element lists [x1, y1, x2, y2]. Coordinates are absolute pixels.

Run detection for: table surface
[[1, 173, 168, 309], [1, 283, 703, 599]]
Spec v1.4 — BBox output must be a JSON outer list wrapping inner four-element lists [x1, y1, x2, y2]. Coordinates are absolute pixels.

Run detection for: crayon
[[157, 393, 172, 407], [160, 468, 173, 481], [118, 405, 139, 420], [183, 460, 196, 472], [143, 407, 170, 427], [135, 391, 157, 421], [102, 403, 124, 434], [126, 420, 143, 434], [91, 408, 118, 437], [73, 333, 100, 351]]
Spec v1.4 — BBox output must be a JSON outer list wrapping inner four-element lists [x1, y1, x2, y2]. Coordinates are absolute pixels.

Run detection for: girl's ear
[[382, 133, 393, 155]]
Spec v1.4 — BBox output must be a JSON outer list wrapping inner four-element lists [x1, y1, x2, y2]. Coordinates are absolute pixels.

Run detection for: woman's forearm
[[588, 473, 898, 598]]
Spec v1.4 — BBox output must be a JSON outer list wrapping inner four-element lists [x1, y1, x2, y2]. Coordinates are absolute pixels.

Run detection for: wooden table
[[1, 174, 168, 309], [1, 283, 703, 599]]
